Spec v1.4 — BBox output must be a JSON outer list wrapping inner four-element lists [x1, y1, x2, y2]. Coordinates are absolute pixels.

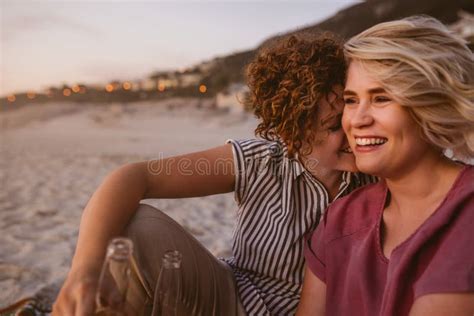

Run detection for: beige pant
[[124, 203, 245, 316]]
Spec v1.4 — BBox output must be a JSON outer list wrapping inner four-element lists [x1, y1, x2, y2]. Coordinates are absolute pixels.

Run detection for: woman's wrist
[[70, 258, 104, 278]]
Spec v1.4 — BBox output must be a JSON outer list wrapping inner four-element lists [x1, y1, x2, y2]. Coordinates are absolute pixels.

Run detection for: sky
[[0, 0, 359, 96]]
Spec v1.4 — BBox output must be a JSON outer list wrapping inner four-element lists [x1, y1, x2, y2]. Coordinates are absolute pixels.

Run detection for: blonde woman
[[297, 16, 474, 316]]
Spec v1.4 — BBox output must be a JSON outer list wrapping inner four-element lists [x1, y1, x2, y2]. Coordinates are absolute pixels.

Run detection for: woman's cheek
[[328, 130, 344, 149], [341, 111, 351, 134]]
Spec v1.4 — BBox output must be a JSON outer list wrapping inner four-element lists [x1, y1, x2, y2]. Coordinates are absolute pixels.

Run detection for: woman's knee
[[124, 203, 170, 237], [123, 204, 173, 293]]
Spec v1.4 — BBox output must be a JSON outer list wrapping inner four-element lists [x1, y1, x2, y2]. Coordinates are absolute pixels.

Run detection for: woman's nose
[[350, 102, 373, 128]]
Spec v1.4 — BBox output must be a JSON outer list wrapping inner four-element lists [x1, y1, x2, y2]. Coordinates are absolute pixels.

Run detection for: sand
[[0, 99, 258, 308]]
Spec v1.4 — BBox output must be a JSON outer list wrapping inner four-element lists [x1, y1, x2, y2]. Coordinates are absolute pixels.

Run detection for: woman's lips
[[353, 136, 387, 153], [355, 144, 384, 153]]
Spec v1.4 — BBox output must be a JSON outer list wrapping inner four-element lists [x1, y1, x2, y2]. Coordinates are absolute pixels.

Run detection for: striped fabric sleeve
[[225, 139, 275, 205], [358, 173, 379, 186]]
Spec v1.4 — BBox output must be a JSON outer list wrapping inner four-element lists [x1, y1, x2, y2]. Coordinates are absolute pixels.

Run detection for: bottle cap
[[107, 237, 133, 260]]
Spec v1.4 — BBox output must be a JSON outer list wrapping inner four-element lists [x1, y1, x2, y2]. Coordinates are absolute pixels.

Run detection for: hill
[[203, 0, 474, 91]]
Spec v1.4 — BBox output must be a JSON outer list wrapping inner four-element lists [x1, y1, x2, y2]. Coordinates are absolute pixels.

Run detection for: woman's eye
[[343, 98, 356, 105], [374, 96, 391, 103]]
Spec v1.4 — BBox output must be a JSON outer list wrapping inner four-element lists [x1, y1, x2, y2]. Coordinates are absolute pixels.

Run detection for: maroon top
[[305, 165, 474, 316]]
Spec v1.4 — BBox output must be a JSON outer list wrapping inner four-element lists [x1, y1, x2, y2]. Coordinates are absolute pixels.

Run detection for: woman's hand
[[52, 267, 100, 316], [53, 266, 138, 316]]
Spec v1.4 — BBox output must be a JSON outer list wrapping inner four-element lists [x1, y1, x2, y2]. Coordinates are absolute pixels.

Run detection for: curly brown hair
[[245, 32, 346, 158]]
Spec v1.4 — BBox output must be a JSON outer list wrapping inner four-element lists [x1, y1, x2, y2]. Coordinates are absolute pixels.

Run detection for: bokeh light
[[123, 82, 132, 90], [158, 82, 166, 92], [63, 88, 72, 97]]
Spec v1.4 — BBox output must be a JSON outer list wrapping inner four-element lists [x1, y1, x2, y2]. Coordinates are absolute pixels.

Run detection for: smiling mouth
[[355, 137, 388, 147]]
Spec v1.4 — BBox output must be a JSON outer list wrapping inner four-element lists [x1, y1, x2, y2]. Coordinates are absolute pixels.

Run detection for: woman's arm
[[72, 144, 235, 269], [53, 144, 235, 315], [295, 266, 327, 316], [409, 293, 474, 316]]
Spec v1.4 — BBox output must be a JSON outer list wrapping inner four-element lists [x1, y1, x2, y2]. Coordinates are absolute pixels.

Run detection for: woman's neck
[[385, 155, 463, 216]]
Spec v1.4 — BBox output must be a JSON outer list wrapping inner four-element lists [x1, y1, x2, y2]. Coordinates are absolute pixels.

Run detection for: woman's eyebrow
[[343, 87, 387, 96], [343, 90, 357, 96], [368, 87, 387, 94]]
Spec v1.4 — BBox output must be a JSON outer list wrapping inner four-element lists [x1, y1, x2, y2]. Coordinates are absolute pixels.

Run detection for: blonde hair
[[345, 15, 474, 161]]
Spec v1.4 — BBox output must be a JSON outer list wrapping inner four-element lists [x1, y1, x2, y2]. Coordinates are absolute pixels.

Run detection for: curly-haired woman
[[53, 33, 374, 316]]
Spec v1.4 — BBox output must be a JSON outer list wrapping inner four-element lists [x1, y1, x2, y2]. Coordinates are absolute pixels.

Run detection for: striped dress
[[223, 138, 374, 315]]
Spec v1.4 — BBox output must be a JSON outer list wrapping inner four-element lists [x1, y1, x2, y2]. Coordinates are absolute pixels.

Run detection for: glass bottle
[[95, 237, 133, 316], [156, 250, 183, 316]]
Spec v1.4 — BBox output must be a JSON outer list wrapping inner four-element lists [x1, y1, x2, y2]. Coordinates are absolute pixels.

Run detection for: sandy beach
[[0, 99, 258, 308]]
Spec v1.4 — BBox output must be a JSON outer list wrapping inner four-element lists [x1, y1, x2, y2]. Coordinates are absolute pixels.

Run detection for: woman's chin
[[355, 162, 382, 177]]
